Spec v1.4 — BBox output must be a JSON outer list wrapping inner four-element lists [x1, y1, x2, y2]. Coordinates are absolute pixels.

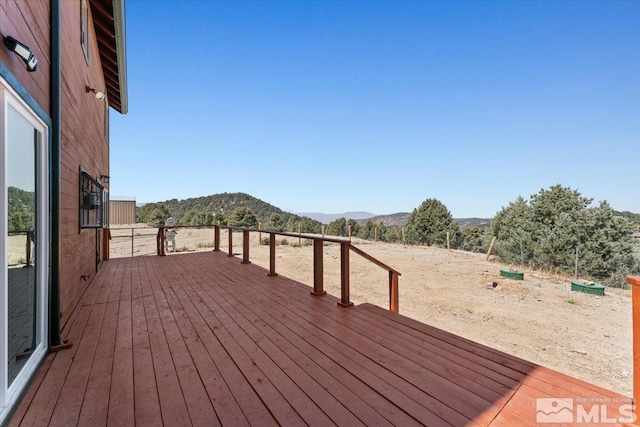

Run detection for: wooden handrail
[[349, 244, 400, 275], [158, 224, 401, 313], [349, 244, 401, 313]]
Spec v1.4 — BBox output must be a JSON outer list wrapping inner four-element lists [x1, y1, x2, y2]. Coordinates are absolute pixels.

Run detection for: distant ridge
[[356, 213, 491, 228], [297, 211, 376, 224], [356, 212, 411, 227]]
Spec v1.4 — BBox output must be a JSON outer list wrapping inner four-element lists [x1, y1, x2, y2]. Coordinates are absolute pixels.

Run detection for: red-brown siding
[[2, 0, 111, 325], [0, 0, 51, 114], [58, 0, 110, 326]]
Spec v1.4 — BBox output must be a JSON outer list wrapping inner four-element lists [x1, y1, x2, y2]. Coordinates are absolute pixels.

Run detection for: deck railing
[[156, 224, 401, 313]]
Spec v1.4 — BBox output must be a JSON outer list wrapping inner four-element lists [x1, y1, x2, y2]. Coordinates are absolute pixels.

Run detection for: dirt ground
[[108, 225, 633, 396]]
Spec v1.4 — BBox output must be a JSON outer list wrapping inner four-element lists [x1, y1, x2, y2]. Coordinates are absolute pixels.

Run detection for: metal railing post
[[268, 233, 277, 276], [242, 230, 250, 264], [338, 242, 353, 307], [228, 228, 233, 257], [312, 239, 326, 296], [214, 225, 220, 251]]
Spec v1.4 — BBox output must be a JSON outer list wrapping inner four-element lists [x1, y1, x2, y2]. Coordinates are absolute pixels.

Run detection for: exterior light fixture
[[99, 175, 110, 184], [3, 35, 38, 72], [86, 85, 106, 100]]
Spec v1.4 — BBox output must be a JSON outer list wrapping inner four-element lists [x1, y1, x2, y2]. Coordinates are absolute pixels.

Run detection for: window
[[81, 0, 89, 64], [80, 168, 104, 229], [0, 77, 49, 425]]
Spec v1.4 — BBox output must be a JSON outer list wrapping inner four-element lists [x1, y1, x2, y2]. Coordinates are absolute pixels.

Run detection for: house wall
[[110, 200, 136, 225], [0, 0, 51, 113], [58, 1, 110, 325], [1, 0, 111, 327]]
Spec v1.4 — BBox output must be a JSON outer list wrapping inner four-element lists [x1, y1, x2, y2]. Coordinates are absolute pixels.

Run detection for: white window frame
[[0, 77, 49, 425]]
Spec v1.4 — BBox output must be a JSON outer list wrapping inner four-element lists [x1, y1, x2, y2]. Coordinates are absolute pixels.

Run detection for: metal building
[[109, 195, 136, 225]]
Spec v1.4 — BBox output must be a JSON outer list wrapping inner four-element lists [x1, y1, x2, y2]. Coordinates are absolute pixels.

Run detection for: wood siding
[[109, 200, 135, 225], [1, 0, 113, 327], [58, 0, 110, 326], [0, 0, 51, 114]]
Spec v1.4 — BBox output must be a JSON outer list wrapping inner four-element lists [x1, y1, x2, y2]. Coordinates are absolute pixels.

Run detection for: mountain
[[455, 218, 492, 228], [297, 211, 376, 224], [356, 213, 491, 228], [356, 212, 411, 227], [137, 192, 323, 230]]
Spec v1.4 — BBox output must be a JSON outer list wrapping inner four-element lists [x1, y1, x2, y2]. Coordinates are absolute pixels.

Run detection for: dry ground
[[105, 225, 633, 396]]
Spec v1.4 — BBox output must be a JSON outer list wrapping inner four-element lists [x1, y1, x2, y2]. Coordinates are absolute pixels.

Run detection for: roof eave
[[112, 0, 128, 114]]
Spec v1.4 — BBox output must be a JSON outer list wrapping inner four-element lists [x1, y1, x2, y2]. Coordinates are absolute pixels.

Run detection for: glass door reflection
[[6, 105, 38, 387]]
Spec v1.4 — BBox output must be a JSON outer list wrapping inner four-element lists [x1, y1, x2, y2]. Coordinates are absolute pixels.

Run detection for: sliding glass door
[[0, 79, 49, 422]]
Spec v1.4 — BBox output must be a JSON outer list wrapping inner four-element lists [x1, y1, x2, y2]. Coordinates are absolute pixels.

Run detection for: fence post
[[312, 239, 326, 296], [629, 275, 640, 423], [268, 232, 277, 276], [228, 228, 233, 257], [214, 225, 220, 251], [338, 242, 353, 307], [486, 236, 498, 260], [322, 225, 325, 238], [389, 271, 399, 314], [242, 229, 250, 264], [446, 232, 450, 250], [298, 224, 301, 245], [258, 222, 262, 245], [374, 226, 378, 242]]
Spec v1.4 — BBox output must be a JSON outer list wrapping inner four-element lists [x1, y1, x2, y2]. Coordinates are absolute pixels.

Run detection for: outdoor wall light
[[3, 35, 38, 72], [99, 175, 110, 184], [86, 85, 106, 100]]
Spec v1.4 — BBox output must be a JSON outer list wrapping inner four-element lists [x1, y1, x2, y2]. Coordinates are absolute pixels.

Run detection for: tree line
[[136, 186, 638, 287], [402, 185, 638, 287], [136, 192, 323, 232]]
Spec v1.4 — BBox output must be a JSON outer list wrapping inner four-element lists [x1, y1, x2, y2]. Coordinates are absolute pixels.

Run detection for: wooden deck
[[8, 251, 632, 426]]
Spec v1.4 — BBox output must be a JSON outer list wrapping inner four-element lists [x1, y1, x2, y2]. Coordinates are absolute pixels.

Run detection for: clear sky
[[110, 0, 639, 218]]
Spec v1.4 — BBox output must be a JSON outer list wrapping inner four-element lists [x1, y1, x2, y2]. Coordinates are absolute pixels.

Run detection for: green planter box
[[500, 268, 524, 280], [571, 281, 605, 296]]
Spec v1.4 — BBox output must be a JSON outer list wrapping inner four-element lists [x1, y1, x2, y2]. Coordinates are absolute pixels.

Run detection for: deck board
[[9, 251, 631, 426]]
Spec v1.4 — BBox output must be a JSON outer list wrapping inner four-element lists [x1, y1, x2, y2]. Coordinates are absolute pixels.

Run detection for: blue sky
[[110, 0, 639, 218]]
